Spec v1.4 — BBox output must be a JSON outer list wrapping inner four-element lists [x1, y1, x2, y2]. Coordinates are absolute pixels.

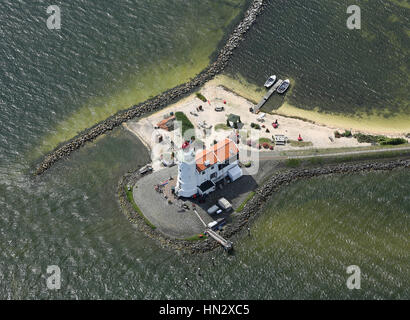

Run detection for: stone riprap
[[118, 159, 410, 254], [36, 0, 266, 175]]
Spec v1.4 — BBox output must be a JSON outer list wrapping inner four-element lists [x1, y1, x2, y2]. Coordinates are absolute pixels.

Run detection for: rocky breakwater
[[35, 0, 266, 175], [118, 159, 409, 254], [219, 159, 410, 242]]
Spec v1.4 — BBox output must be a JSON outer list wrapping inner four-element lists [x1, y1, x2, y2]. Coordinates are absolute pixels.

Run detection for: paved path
[[132, 167, 206, 239]]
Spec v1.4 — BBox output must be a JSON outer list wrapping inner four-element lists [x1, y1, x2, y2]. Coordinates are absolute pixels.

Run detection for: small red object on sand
[[223, 100, 226, 104], [298, 134, 303, 141], [207, 100, 211, 105]]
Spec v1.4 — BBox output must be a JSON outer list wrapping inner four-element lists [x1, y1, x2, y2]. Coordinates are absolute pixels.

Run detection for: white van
[[218, 198, 232, 211]]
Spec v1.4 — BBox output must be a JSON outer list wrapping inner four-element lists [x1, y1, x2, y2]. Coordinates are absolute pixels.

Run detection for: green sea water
[[0, 0, 409, 299], [226, 0, 410, 117]]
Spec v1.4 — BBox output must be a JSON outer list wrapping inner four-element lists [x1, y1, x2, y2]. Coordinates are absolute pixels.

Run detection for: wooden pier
[[254, 79, 283, 113]]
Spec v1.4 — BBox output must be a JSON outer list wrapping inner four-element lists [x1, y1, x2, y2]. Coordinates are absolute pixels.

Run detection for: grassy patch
[[196, 92, 207, 102], [279, 144, 409, 157], [289, 140, 313, 147], [175, 111, 195, 138], [125, 186, 156, 230], [259, 137, 273, 144], [308, 157, 324, 165], [286, 159, 301, 167], [215, 123, 231, 131], [236, 191, 256, 212]]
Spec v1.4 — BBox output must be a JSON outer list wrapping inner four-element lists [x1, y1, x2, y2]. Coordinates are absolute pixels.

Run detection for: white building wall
[[196, 159, 239, 186], [175, 150, 198, 198]]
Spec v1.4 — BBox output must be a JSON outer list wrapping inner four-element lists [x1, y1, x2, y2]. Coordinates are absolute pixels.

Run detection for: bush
[[243, 161, 252, 168], [262, 142, 270, 149], [334, 131, 341, 138], [379, 138, 407, 145], [250, 122, 261, 130], [354, 133, 407, 145], [196, 92, 207, 102], [341, 130, 352, 137]]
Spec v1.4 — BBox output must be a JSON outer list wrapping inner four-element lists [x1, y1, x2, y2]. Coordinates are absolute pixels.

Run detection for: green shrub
[[353, 133, 407, 145], [250, 122, 261, 130], [243, 161, 252, 168], [341, 130, 352, 137], [196, 92, 207, 102], [379, 138, 407, 145], [354, 133, 384, 144]]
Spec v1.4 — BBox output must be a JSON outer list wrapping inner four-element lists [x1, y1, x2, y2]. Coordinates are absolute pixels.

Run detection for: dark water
[[227, 0, 410, 116], [0, 0, 409, 299], [0, 0, 246, 157]]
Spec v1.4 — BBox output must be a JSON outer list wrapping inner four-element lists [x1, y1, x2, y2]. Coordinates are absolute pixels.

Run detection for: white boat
[[277, 79, 290, 94], [139, 164, 153, 174], [264, 75, 277, 88]]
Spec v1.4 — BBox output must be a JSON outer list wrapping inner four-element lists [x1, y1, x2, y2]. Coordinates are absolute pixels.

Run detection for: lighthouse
[[175, 147, 198, 198]]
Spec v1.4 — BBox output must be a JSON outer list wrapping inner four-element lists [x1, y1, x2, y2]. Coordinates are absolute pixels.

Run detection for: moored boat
[[277, 79, 290, 94], [264, 75, 277, 88]]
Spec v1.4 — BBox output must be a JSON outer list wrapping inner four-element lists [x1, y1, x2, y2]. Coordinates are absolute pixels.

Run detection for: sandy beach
[[124, 80, 374, 170]]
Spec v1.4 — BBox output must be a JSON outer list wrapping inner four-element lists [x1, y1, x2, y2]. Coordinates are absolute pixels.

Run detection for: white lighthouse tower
[[175, 147, 198, 198]]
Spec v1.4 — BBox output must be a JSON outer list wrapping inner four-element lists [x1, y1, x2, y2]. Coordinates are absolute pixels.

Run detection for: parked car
[[218, 198, 232, 212], [215, 106, 224, 112], [207, 205, 219, 215], [207, 218, 226, 230]]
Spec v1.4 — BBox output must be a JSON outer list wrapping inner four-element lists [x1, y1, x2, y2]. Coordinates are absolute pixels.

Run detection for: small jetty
[[206, 229, 233, 252], [254, 79, 283, 113], [193, 209, 233, 252]]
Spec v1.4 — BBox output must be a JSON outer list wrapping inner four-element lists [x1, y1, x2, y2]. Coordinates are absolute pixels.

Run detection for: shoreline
[[35, 0, 266, 175], [211, 75, 410, 137], [124, 80, 406, 163], [118, 157, 410, 254]]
